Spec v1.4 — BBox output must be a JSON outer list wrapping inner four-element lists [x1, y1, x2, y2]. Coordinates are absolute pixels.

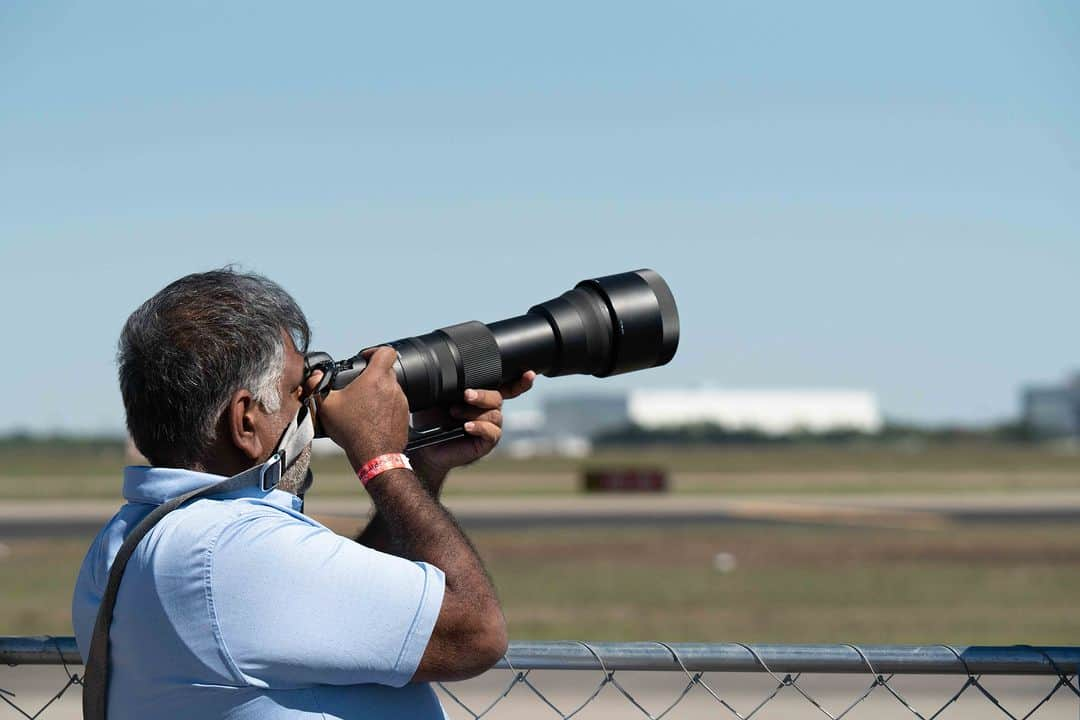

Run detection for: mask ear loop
[[306, 393, 325, 438], [266, 402, 318, 509], [292, 402, 317, 510], [301, 396, 320, 508]]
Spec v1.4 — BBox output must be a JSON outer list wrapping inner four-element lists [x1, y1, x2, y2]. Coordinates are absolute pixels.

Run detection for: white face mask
[[266, 403, 316, 497], [276, 403, 316, 460]]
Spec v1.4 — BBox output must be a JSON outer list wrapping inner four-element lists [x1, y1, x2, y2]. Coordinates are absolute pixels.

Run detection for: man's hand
[[409, 371, 537, 477], [317, 347, 410, 467]]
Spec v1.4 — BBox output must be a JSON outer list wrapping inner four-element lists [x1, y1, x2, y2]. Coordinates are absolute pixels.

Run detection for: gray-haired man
[[72, 268, 534, 718]]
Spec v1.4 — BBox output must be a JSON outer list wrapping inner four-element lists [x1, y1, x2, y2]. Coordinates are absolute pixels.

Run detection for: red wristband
[[356, 453, 412, 487]]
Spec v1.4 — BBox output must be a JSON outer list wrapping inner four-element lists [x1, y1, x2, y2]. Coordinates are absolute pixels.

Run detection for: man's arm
[[354, 463, 448, 551], [317, 349, 533, 682], [354, 378, 533, 554], [362, 467, 505, 682]]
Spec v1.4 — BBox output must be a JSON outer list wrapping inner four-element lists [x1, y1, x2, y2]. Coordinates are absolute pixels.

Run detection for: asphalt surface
[[3, 491, 1080, 539]]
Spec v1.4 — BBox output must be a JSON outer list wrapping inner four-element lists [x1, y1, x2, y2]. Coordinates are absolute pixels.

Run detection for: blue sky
[[2, 1, 1078, 433]]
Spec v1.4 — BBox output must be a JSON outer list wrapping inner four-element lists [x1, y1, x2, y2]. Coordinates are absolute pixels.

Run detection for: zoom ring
[[440, 321, 504, 390]]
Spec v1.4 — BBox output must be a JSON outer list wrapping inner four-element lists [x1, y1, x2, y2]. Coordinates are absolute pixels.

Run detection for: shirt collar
[[122, 465, 303, 512]]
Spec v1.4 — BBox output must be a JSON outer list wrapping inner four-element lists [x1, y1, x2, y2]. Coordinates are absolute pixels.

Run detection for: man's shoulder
[[166, 495, 325, 551]]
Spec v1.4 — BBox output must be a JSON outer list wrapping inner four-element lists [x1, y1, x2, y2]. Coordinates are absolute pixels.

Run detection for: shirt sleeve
[[207, 509, 445, 689]]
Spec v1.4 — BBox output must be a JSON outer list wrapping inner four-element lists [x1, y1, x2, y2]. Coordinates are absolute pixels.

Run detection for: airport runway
[[3, 491, 1080, 539]]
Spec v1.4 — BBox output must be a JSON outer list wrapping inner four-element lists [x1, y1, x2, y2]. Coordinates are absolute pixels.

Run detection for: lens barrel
[[329, 269, 679, 411]]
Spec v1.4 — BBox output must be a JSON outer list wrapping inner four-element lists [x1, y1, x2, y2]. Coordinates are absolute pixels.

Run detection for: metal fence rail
[[3, 636, 1079, 719]]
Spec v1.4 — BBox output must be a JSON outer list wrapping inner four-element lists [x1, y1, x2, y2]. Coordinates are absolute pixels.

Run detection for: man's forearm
[[366, 466, 507, 681], [354, 462, 449, 552], [362, 467, 496, 601]]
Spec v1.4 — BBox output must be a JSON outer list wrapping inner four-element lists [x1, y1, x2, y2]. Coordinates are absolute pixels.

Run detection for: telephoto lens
[[316, 268, 679, 413]]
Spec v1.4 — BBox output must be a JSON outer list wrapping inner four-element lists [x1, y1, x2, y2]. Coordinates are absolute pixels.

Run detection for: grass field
[[4, 520, 1078, 644], [2, 443, 1076, 644]]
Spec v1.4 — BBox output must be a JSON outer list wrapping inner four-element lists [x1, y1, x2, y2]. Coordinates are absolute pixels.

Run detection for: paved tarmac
[[3, 491, 1080, 539]]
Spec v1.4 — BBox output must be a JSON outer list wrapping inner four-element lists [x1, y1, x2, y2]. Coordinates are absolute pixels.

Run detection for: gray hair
[[118, 268, 311, 468]]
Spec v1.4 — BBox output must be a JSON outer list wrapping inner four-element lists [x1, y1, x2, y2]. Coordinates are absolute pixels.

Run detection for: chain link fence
[[2, 637, 1078, 719]]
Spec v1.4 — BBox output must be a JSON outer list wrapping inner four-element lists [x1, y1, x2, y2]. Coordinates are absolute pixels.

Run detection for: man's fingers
[[458, 371, 535, 413], [499, 371, 537, 400], [463, 420, 501, 445], [364, 346, 398, 374], [462, 388, 503, 409]]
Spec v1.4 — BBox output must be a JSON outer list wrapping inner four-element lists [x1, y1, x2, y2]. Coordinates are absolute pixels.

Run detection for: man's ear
[[228, 389, 265, 462]]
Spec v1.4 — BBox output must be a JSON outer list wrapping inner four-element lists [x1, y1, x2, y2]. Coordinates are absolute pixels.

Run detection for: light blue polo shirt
[[71, 465, 447, 719]]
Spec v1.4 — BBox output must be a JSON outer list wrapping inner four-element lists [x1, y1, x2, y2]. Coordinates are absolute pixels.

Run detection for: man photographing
[[71, 268, 535, 719]]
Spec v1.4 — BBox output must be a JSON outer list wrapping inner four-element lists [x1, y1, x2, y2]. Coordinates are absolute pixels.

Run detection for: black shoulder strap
[[82, 455, 283, 720]]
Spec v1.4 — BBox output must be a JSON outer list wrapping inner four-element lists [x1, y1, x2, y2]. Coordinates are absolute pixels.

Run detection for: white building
[[628, 389, 883, 435], [518, 387, 883, 454]]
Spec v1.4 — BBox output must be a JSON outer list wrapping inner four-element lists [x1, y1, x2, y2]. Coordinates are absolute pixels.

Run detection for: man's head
[[118, 268, 315, 483]]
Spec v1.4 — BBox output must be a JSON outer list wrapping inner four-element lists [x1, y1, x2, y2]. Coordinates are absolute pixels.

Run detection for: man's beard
[[277, 444, 313, 498]]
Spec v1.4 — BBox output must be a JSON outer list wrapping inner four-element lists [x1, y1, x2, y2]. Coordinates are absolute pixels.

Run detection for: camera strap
[[82, 406, 314, 720]]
